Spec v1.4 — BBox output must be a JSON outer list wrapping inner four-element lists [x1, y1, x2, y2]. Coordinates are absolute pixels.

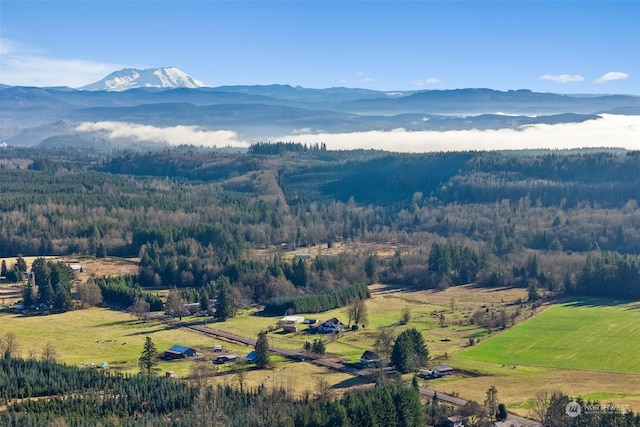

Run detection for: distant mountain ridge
[[80, 67, 211, 91], [1, 74, 639, 150]]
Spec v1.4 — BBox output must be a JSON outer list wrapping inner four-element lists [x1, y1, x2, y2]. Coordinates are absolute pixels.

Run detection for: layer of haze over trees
[[1, 145, 639, 314]]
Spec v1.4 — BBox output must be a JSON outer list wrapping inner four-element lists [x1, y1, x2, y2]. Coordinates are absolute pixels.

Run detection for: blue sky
[[1, 1, 639, 94]]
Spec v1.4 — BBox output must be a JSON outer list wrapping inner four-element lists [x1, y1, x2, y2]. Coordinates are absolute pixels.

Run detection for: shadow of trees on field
[[561, 297, 638, 309], [331, 375, 374, 390]]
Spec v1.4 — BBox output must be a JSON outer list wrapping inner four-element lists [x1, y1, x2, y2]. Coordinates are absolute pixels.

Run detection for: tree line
[[264, 282, 370, 315]]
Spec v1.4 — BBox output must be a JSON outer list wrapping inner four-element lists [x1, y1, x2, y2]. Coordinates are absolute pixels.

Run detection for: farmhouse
[[359, 350, 383, 368], [313, 317, 346, 334], [164, 344, 197, 360]]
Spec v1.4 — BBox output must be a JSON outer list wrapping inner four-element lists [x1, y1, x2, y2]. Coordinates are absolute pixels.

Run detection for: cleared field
[[458, 298, 640, 374], [0, 307, 250, 377]]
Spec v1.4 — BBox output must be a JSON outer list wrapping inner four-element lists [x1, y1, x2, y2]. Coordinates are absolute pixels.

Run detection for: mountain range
[[1, 67, 639, 150]]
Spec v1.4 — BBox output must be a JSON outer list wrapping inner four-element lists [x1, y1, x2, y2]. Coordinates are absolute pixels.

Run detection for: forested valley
[[1, 145, 639, 307]]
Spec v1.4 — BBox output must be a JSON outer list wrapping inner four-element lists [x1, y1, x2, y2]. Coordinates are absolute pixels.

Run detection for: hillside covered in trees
[[1, 146, 639, 308]]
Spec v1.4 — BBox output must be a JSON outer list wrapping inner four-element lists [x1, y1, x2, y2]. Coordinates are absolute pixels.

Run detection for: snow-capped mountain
[[80, 67, 211, 91]]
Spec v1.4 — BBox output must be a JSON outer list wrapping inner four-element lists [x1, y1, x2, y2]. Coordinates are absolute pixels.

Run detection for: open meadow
[[0, 307, 248, 377], [459, 298, 640, 373]]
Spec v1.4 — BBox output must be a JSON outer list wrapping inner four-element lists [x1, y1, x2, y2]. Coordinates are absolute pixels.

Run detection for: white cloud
[[274, 115, 640, 152], [539, 74, 584, 83], [75, 122, 250, 148], [595, 71, 630, 84], [413, 77, 441, 86], [0, 38, 130, 87]]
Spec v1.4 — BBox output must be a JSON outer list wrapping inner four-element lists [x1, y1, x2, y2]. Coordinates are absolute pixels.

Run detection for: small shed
[[164, 344, 197, 360], [245, 350, 257, 363]]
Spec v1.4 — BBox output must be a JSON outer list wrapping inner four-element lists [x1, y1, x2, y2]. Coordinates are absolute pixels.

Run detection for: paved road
[[156, 315, 540, 427]]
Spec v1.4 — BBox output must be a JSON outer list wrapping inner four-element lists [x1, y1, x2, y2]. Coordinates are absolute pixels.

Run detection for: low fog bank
[[76, 114, 639, 152], [75, 121, 249, 148], [276, 114, 640, 152]]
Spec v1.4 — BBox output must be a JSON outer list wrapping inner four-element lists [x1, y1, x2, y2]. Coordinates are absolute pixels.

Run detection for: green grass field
[[0, 307, 250, 376], [458, 298, 640, 374]]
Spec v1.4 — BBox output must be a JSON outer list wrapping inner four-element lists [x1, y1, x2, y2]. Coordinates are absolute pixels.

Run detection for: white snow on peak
[[80, 67, 211, 91]]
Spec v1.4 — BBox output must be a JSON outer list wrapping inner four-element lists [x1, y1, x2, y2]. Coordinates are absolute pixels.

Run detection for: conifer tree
[[138, 336, 158, 375], [254, 331, 270, 368]]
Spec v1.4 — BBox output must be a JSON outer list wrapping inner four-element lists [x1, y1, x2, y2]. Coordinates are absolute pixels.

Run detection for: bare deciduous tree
[[76, 282, 103, 308], [165, 288, 188, 320], [233, 360, 248, 393], [1, 332, 19, 359], [373, 327, 395, 362], [192, 386, 227, 427], [459, 400, 485, 426], [347, 299, 369, 327], [529, 390, 572, 427], [315, 378, 333, 401], [42, 342, 58, 361], [128, 297, 151, 322], [189, 361, 215, 388]]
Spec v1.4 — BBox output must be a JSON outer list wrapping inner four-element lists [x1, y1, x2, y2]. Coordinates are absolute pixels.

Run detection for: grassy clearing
[[458, 298, 640, 374], [0, 307, 250, 377]]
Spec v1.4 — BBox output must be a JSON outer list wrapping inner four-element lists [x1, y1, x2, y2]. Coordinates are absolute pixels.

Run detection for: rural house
[[314, 317, 346, 334], [359, 350, 384, 368]]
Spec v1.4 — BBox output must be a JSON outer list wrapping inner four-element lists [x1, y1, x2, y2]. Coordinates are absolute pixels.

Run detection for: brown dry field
[[0, 256, 139, 306]]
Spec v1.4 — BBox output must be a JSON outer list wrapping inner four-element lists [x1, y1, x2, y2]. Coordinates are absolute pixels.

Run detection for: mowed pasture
[[458, 298, 640, 373]]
